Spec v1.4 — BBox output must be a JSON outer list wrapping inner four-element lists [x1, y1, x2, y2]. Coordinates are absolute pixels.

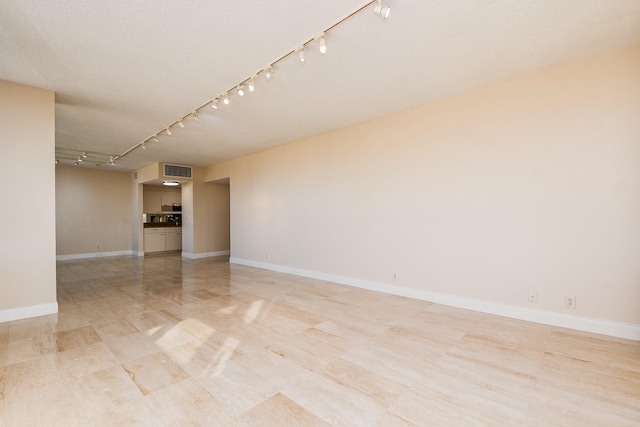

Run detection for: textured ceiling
[[2, 0, 640, 172]]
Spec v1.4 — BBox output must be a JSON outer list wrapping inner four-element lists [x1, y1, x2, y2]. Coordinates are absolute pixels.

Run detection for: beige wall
[[182, 168, 230, 256], [56, 166, 133, 256], [205, 44, 640, 326], [0, 80, 57, 315]]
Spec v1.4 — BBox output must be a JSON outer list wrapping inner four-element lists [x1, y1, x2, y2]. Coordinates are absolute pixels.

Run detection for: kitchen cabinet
[[165, 228, 182, 251], [143, 189, 182, 213], [161, 191, 178, 206], [143, 191, 162, 213], [144, 227, 182, 253]]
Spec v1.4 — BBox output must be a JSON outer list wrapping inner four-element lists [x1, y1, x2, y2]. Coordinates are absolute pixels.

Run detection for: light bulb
[[166, 127, 172, 136], [264, 66, 274, 80], [77, 155, 83, 162], [319, 35, 327, 54], [374, 0, 390, 19], [248, 77, 256, 92], [237, 85, 245, 97], [223, 93, 230, 105], [81, 151, 88, 158], [192, 111, 199, 121], [153, 135, 159, 143], [297, 46, 305, 63], [212, 98, 219, 109], [178, 119, 184, 128]]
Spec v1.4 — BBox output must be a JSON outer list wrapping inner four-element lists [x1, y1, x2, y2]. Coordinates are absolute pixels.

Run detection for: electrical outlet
[[528, 290, 537, 303], [565, 295, 576, 309]]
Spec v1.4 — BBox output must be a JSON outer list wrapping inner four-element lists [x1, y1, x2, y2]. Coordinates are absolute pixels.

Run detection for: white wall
[[205, 44, 640, 337], [0, 80, 57, 321]]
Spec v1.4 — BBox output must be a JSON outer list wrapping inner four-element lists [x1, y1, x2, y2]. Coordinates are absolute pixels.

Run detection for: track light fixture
[[297, 46, 306, 63], [81, 151, 88, 158], [112, 0, 389, 165], [318, 33, 327, 54], [374, 0, 391, 19], [74, 161, 79, 166], [264, 66, 274, 80], [77, 155, 83, 162], [108, 156, 116, 165]]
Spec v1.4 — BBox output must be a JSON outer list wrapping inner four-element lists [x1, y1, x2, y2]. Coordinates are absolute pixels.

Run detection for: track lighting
[[108, 156, 116, 165], [74, 161, 79, 166], [55, 159, 59, 164], [77, 155, 83, 162], [81, 151, 88, 158], [264, 66, 274, 80], [318, 34, 327, 54], [114, 2, 389, 164], [374, 0, 391, 19]]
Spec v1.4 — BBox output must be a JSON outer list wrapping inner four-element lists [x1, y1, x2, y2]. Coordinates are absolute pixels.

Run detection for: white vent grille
[[164, 164, 192, 179]]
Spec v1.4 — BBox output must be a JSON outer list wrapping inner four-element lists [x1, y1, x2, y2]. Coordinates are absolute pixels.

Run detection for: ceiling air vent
[[164, 164, 192, 179]]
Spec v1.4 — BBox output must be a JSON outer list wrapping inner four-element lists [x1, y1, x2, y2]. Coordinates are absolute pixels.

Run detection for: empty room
[[1, 1, 639, 425]]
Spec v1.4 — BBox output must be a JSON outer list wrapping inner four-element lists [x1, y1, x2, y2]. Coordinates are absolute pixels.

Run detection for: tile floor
[[0, 254, 639, 426]]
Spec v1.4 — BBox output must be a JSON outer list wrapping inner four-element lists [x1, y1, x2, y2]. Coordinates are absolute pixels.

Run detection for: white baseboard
[[182, 250, 230, 259], [0, 302, 58, 323], [56, 250, 135, 261], [230, 257, 640, 341]]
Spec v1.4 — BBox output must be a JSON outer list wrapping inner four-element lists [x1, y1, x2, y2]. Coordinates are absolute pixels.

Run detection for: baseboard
[[182, 250, 230, 259], [56, 250, 135, 261], [0, 302, 58, 323], [230, 257, 640, 341]]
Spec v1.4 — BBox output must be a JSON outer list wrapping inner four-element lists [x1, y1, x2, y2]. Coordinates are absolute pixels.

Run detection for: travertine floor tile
[[104, 332, 160, 363], [146, 378, 234, 426], [54, 325, 102, 352], [3, 383, 81, 427], [317, 357, 407, 407], [122, 351, 190, 396], [240, 392, 330, 426], [283, 372, 387, 426], [72, 365, 143, 419], [4, 354, 65, 399], [57, 341, 119, 379]]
